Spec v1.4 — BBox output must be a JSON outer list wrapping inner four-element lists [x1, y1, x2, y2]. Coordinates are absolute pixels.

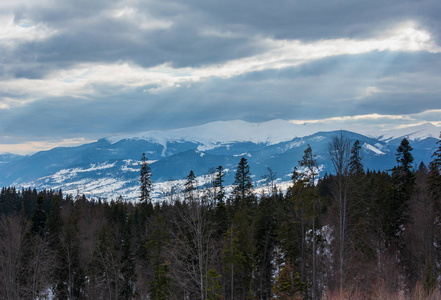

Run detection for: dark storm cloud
[[183, 0, 441, 41], [2, 50, 439, 145], [7, 0, 440, 74], [6, 0, 263, 76]]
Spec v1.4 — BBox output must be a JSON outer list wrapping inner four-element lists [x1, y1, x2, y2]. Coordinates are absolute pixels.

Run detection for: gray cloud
[[1, 0, 441, 152]]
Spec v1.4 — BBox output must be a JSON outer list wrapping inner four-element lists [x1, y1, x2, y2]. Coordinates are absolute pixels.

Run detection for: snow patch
[[233, 152, 252, 157], [363, 143, 385, 155], [284, 140, 305, 150], [309, 135, 325, 142]]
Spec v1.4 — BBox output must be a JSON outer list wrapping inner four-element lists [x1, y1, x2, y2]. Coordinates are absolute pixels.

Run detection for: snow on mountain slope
[[363, 143, 386, 155], [377, 123, 441, 142], [2, 120, 440, 202], [106, 119, 311, 149], [106, 120, 441, 150]]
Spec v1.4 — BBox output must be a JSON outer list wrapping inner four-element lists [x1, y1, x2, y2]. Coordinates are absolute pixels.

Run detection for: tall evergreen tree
[[427, 133, 441, 286], [279, 168, 308, 282], [428, 133, 441, 199], [184, 170, 197, 201], [395, 138, 414, 174], [299, 145, 318, 185], [232, 157, 253, 204], [140, 153, 153, 204], [31, 195, 47, 236], [56, 208, 84, 299], [388, 138, 415, 241], [349, 140, 364, 175], [146, 215, 171, 300], [120, 213, 136, 299], [298, 145, 320, 299], [47, 194, 63, 240], [253, 195, 279, 299], [213, 166, 225, 205], [222, 209, 254, 300]]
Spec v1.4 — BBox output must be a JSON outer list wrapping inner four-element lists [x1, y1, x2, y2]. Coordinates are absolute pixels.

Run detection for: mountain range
[[0, 120, 440, 201]]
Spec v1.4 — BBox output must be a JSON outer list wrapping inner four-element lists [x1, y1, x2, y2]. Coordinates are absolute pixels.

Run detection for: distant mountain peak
[[105, 119, 306, 148], [106, 120, 441, 149], [2, 120, 440, 201], [377, 123, 440, 142]]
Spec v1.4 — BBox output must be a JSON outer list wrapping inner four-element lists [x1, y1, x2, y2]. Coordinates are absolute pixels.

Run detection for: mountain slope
[[0, 120, 439, 201]]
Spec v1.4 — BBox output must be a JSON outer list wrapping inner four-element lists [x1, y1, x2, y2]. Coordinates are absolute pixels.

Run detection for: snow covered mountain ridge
[[376, 123, 441, 142], [105, 119, 304, 150], [105, 119, 441, 148], [1, 120, 440, 201]]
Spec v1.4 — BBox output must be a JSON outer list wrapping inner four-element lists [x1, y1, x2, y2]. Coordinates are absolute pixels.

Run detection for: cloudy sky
[[1, 0, 441, 154]]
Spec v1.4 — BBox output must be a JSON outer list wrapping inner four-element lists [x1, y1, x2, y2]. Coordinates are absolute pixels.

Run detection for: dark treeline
[[0, 134, 441, 299]]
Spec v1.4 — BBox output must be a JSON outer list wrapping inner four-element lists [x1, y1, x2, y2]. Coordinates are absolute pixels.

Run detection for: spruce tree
[[184, 170, 197, 201], [222, 209, 254, 300], [139, 153, 153, 204], [56, 209, 84, 298], [388, 138, 415, 242], [213, 166, 225, 204], [395, 138, 414, 175], [298, 145, 319, 299], [47, 194, 63, 240], [120, 214, 136, 299], [146, 215, 171, 300], [232, 157, 253, 204], [253, 195, 279, 299], [349, 140, 364, 175], [31, 195, 47, 236], [299, 145, 318, 185], [428, 133, 441, 199]]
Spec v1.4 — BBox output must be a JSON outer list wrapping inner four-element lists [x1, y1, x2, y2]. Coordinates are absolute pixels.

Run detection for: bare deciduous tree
[[0, 214, 26, 300], [328, 132, 351, 294], [168, 194, 217, 299]]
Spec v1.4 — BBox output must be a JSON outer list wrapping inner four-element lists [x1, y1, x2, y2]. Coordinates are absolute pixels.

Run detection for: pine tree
[[56, 209, 84, 299], [349, 140, 364, 175], [279, 168, 307, 275], [388, 138, 415, 241], [146, 215, 171, 300], [120, 214, 136, 299], [213, 166, 225, 205], [140, 153, 153, 204], [184, 170, 197, 201], [222, 210, 254, 300], [31, 195, 47, 236], [232, 157, 253, 204], [205, 269, 222, 300], [428, 132, 441, 199], [47, 194, 63, 242], [297, 145, 320, 299], [253, 195, 279, 299], [272, 262, 305, 299], [299, 145, 318, 185]]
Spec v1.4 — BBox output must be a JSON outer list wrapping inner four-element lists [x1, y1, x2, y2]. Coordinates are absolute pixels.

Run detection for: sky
[[1, 0, 441, 154]]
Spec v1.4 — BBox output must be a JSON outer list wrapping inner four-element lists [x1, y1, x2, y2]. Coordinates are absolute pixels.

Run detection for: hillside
[[0, 120, 439, 200]]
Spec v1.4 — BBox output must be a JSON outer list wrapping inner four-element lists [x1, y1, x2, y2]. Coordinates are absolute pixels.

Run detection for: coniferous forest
[[1, 135, 441, 299]]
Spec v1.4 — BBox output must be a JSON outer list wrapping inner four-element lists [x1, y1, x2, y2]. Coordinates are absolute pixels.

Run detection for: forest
[[0, 133, 440, 299]]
